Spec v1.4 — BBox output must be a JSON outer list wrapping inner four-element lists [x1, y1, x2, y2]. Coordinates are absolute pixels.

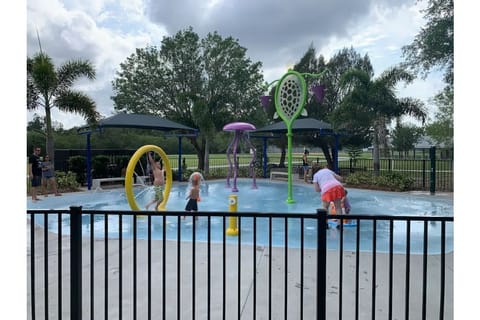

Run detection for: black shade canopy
[[77, 113, 198, 189], [78, 113, 197, 133], [253, 117, 332, 133]]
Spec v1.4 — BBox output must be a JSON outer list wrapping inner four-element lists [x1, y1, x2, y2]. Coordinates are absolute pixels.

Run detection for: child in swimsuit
[[341, 189, 351, 214], [184, 172, 201, 219], [145, 152, 165, 211]]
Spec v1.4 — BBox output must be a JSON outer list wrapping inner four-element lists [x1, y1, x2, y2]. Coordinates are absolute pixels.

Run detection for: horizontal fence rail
[[27, 208, 453, 320]]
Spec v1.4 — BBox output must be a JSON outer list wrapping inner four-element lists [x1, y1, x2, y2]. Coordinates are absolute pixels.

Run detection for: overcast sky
[[25, 0, 448, 129]]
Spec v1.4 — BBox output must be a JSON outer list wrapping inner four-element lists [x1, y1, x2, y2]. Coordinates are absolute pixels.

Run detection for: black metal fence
[[337, 157, 453, 192], [27, 208, 453, 320], [53, 147, 453, 192]]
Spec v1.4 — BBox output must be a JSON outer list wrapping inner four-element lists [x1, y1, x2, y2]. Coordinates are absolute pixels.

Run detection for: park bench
[[91, 177, 125, 190], [270, 170, 289, 180], [270, 167, 299, 180], [91, 175, 151, 190]]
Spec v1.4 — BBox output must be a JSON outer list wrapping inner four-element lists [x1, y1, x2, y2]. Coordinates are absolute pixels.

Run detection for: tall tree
[[402, 0, 453, 88], [27, 52, 99, 163], [112, 27, 266, 172], [262, 46, 374, 168], [27, 113, 46, 132], [334, 67, 427, 173], [425, 87, 453, 146], [391, 123, 424, 157], [314, 47, 374, 166]]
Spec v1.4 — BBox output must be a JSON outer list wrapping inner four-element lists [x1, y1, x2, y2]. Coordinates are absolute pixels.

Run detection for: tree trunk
[[377, 117, 390, 158], [45, 104, 55, 170], [203, 138, 210, 174], [373, 129, 380, 175], [320, 145, 333, 168], [190, 136, 205, 171]]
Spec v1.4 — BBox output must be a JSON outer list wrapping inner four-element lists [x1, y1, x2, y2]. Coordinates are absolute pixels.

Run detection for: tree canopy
[[401, 0, 453, 147], [425, 87, 453, 146], [334, 66, 426, 172], [391, 124, 424, 153], [260, 46, 375, 167], [112, 27, 267, 171], [402, 0, 453, 87]]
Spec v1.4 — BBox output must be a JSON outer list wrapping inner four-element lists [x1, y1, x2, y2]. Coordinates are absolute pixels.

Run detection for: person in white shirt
[[312, 164, 346, 215]]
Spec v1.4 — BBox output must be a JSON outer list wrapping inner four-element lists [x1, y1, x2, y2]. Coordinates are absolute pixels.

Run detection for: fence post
[[316, 208, 328, 320], [430, 147, 436, 195], [70, 206, 83, 320], [178, 136, 183, 181], [422, 159, 426, 189], [86, 134, 92, 190]]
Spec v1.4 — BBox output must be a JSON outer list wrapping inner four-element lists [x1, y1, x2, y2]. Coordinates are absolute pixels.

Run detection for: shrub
[[56, 171, 81, 192], [68, 155, 86, 185], [344, 172, 372, 185], [92, 155, 110, 178], [375, 172, 414, 191], [345, 172, 414, 191], [176, 168, 195, 181], [115, 156, 130, 176]]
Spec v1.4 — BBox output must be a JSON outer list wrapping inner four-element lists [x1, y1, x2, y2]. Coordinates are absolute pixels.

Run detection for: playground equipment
[[261, 69, 326, 203], [223, 122, 257, 192], [124, 145, 172, 211], [226, 194, 239, 236]]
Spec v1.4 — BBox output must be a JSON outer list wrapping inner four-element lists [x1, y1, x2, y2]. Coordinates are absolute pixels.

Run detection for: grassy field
[[173, 152, 453, 192], [170, 151, 451, 172]]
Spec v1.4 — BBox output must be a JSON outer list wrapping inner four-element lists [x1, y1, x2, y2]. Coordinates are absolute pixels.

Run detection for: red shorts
[[321, 185, 345, 202]]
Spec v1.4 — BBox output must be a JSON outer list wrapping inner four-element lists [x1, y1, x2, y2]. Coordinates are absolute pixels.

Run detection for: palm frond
[[397, 97, 427, 124], [378, 66, 415, 88], [339, 68, 371, 88], [30, 52, 57, 94], [55, 90, 100, 124], [56, 60, 96, 92]]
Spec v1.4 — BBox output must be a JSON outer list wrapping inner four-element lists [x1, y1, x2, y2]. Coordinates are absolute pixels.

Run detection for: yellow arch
[[125, 145, 172, 211]]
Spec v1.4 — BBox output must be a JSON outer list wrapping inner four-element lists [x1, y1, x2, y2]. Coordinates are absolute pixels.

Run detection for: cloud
[[146, 0, 409, 74], [26, 0, 443, 129], [27, 0, 168, 127]]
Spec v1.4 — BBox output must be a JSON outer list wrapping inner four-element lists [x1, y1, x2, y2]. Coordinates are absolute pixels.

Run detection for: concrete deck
[[27, 220, 453, 319]]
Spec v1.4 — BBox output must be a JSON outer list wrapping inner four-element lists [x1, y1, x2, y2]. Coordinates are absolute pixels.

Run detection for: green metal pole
[[286, 129, 294, 203]]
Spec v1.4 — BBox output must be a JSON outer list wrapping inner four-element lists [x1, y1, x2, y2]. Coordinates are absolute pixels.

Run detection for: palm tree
[[27, 52, 99, 165], [335, 66, 426, 173]]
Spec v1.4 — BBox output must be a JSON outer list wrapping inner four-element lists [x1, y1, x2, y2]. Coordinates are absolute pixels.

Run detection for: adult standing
[[28, 146, 43, 201], [302, 149, 311, 182], [41, 154, 62, 196], [312, 164, 346, 214]]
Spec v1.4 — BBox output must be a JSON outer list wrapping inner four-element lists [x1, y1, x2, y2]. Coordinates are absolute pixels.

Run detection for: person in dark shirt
[[302, 149, 311, 182], [28, 146, 43, 201]]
